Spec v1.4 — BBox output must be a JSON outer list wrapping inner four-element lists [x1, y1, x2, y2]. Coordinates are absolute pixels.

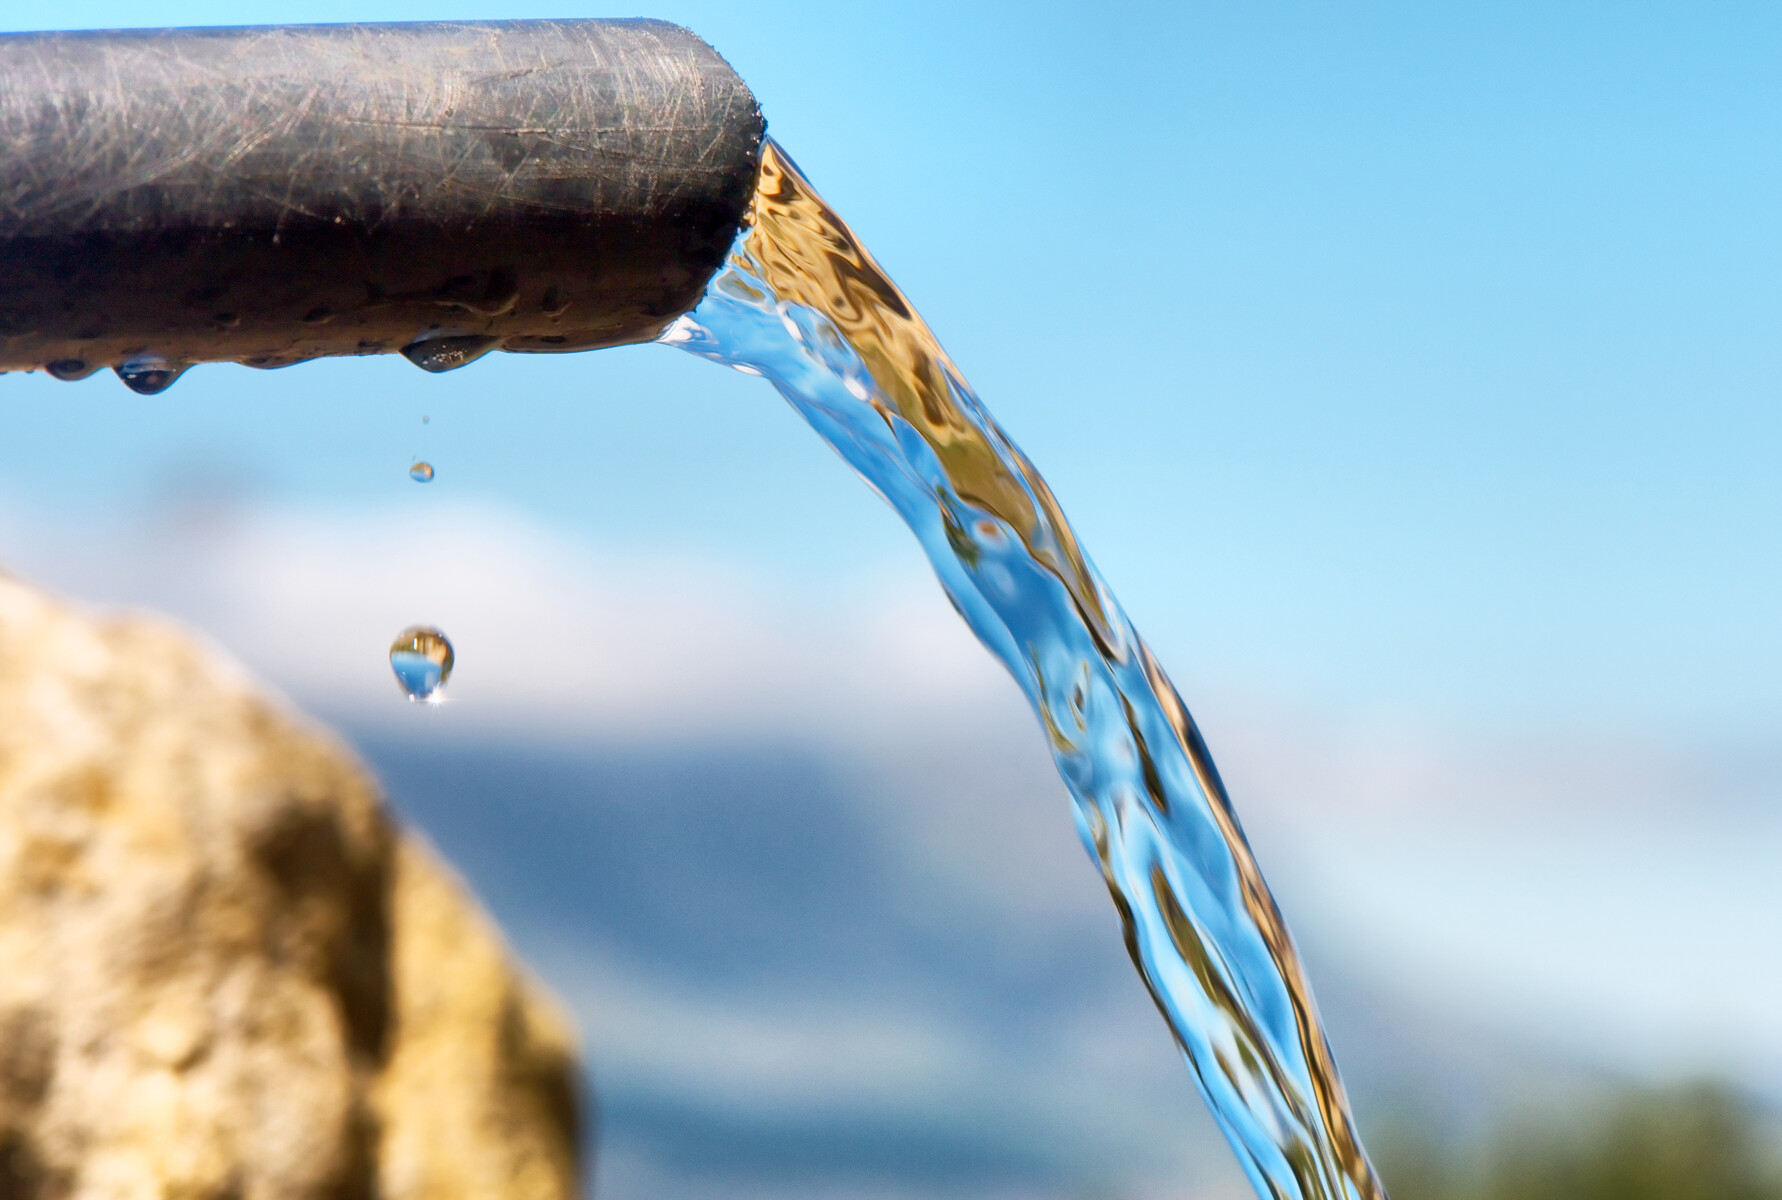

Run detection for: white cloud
[[0, 498, 1015, 745], [3, 495, 1779, 1114]]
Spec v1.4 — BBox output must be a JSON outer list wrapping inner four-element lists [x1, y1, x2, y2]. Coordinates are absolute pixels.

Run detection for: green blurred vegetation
[[1377, 1083, 1782, 1200]]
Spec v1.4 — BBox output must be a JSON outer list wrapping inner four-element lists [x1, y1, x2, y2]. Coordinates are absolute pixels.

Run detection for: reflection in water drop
[[114, 357, 189, 395], [400, 334, 499, 373], [45, 359, 98, 381], [388, 626, 454, 702], [409, 461, 435, 483]]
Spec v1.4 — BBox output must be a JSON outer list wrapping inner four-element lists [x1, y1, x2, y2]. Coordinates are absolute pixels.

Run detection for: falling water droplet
[[400, 334, 499, 373], [114, 357, 189, 395], [45, 359, 98, 381], [409, 461, 435, 483], [422, 415, 430, 424], [389, 626, 454, 702]]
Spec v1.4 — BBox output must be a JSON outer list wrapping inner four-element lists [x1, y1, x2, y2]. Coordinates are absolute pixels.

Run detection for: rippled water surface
[[663, 141, 1386, 1200]]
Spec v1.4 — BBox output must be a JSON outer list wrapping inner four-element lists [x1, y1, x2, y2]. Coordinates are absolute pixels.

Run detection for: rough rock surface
[[0, 575, 582, 1200]]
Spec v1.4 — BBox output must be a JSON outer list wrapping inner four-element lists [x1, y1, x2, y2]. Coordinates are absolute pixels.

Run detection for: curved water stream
[[663, 141, 1387, 1200]]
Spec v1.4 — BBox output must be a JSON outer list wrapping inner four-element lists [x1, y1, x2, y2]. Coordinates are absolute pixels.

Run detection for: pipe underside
[[0, 19, 765, 376]]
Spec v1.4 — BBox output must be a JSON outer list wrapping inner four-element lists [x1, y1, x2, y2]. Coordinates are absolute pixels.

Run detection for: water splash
[[664, 140, 1386, 1200], [409, 461, 435, 483], [389, 625, 454, 702]]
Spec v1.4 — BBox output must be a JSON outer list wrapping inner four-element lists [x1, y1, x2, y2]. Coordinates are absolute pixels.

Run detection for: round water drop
[[409, 461, 435, 483], [114, 357, 189, 395], [389, 626, 454, 702]]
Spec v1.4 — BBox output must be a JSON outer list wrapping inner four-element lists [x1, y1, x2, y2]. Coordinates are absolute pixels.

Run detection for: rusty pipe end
[[0, 19, 766, 379]]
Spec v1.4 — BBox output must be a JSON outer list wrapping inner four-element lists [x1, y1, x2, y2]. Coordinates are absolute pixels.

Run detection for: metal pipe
[[0, 19, 765, 385]]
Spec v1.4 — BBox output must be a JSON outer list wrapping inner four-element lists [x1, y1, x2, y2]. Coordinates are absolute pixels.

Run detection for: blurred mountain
[[350, 728, 1642, 1200], [4, 499, 1773, 1197]]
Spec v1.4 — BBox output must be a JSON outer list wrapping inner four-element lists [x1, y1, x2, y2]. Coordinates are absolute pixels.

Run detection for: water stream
[[663, 140, 1387, 1200]]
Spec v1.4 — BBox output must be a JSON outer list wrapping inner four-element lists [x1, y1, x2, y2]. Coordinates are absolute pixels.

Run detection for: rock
[[0, 575, 582, 1200]]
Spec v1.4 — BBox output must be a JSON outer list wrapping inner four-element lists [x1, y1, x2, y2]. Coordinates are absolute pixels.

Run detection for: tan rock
[[0, 575, 581, 1200]]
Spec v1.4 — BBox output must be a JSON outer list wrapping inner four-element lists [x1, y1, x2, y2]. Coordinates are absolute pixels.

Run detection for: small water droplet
[[400, 333, 499, 373], [422, 415, 430, 424], [114, 357, 189, 395], [389, 626, 454, 702], [409, 461, 434, 483], [45, 359, 98, 381]]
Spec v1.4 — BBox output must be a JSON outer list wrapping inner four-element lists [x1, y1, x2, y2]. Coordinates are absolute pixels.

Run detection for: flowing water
[[663, 140, 1387, 1200]]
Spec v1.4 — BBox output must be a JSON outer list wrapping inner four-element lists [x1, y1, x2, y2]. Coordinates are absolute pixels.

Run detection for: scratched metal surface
[[0, 19, 766, 373]]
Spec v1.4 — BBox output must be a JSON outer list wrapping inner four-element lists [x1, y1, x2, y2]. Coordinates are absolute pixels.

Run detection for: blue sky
[[1, 4, 1778, 1196], [4, 0, 1776, 742]]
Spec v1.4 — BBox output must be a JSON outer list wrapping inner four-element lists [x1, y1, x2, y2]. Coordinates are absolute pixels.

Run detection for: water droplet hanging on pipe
[[114, 358, 190, 394], [45, 359, 98, 381], [400, 334, 499, 373], [389, 626, 454, 702]]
